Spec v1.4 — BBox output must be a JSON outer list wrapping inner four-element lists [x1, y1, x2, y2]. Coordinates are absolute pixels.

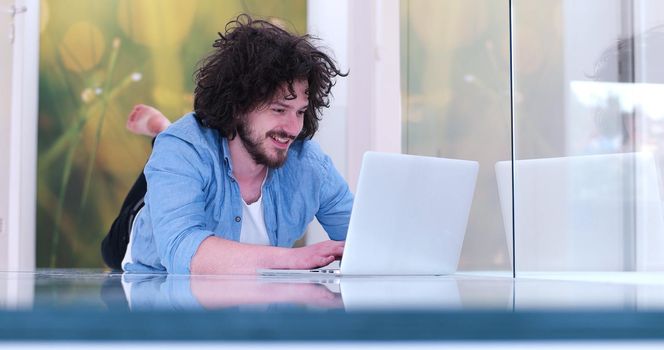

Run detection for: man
[[101, 14, 353, 274]]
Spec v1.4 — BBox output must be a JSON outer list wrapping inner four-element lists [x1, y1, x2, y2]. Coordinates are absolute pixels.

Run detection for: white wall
[[0, 0, 39, 272], [0, 0, 15, 270], [307, 0, 350, 180], [346, 0, 402, 190]]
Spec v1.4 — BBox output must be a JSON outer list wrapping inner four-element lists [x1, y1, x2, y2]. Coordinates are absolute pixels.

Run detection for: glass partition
[[511, 0, 664, 273], [401, 0, 512, 270], [402, 0, 664, 275]]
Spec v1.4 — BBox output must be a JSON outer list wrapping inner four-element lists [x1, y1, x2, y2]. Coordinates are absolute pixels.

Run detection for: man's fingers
[[327, 240, 344, 250], [319, 255, 335, 266], [292, 240, 346, 269], [320, 244, 343, 258], [334, 245, 344, 257], [321, 240, 344, 248]]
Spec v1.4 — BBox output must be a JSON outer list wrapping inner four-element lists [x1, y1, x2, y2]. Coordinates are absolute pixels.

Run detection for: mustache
[[266, 130, 297, 140]]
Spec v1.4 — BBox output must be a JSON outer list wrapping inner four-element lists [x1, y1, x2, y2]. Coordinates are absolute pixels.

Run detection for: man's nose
[[283, 111, 303, 136]]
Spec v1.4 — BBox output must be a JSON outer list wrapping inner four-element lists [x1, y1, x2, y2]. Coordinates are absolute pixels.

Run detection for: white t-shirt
[[239, 195, 270, 246]]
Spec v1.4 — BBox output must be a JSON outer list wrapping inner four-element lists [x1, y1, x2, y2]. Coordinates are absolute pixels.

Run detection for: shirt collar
[[221, 137, 234, 177]]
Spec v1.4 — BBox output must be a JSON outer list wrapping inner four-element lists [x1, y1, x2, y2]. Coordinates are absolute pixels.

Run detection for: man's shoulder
[[281, 140, 334, 176], [288, 139, 327, 163], [159, 112, 220, 148]]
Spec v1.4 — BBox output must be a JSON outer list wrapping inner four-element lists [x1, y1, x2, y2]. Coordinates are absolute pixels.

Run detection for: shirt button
[[235, 216, 241, 222]]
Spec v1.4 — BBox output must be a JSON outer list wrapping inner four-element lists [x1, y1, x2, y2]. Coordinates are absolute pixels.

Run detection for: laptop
[[259, 151, 479, 276], [495, 152, 664, 271]]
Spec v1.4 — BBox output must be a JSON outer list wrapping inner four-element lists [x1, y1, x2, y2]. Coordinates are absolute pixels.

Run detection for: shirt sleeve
[[144, 133, 216, 274], [316, 154, 354, 240]]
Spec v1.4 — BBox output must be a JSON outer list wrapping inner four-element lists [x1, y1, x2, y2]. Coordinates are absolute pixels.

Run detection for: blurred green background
[[37, 0, 306, 268]]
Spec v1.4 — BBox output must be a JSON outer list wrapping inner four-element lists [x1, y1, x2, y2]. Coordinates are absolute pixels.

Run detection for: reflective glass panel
[[512, 0, 664, 272], [401, 0, 512, 270]]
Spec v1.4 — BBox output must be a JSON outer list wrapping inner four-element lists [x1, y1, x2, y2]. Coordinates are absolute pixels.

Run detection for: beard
[[236, 121, 293, 169]]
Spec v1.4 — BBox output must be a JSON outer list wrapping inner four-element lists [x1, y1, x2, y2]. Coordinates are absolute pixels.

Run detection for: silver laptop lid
[[340, 152, 479, 275]]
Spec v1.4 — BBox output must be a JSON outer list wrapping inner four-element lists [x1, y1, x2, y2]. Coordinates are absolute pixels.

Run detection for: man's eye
[[272, 108, 285, 113], [297, 110, 306, 116]]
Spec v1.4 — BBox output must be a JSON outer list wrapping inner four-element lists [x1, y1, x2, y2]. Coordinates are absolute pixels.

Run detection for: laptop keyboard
[[308, 269, 339, 274]]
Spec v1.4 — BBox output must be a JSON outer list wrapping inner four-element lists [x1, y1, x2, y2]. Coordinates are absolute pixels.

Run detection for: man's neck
[[227, 136, 267, 184]]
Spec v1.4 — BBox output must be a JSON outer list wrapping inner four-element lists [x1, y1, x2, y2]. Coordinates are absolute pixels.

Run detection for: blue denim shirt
[[124, 113, 353, 274]]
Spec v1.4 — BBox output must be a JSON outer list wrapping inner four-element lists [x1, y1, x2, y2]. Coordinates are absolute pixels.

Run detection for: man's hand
[[286, 240, 345, 269]]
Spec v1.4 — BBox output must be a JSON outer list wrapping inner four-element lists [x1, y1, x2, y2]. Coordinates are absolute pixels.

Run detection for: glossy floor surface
[[2, 270, 664, 312], [4, 270, 664, 342]]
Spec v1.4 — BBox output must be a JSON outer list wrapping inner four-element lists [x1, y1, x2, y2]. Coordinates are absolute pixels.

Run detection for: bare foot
[[126, 104, 171, 137]]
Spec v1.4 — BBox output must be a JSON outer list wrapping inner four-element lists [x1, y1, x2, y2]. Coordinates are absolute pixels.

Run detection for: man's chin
[[267, 155, 288, 169], [257, 151, 288, 169]]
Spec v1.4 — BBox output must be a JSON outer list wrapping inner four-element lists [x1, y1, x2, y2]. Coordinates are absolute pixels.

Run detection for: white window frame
[[1, 0, 38, 272]]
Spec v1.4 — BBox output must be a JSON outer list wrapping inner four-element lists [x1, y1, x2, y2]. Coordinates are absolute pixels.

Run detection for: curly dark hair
[[591, 25, 664, 83], [193, 14, 347, 140]]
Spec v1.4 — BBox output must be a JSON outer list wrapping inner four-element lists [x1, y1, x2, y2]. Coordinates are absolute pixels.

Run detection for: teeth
[[272, 136, 289, 143]]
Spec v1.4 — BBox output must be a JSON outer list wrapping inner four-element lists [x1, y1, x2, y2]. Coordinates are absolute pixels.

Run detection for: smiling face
[[235, 80, 308, 168]]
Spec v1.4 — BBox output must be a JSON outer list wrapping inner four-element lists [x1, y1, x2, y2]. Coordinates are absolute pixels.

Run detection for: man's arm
[[190, 237, 344, 274], [316, 153, 354, 240], [145, 132, 216, 273]]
